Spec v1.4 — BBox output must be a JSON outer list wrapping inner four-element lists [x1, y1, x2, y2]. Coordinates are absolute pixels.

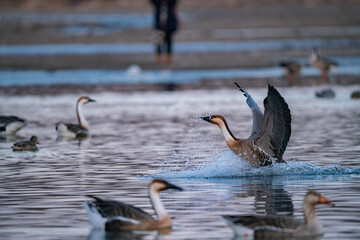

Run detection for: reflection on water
[[0, 86, 360, 239]]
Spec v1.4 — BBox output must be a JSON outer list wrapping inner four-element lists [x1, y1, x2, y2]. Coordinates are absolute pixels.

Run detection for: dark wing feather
[[223, 215, 302, 230], [87, 195, 154, 222], [0, 116, 26, 127], [64, 123, 88, 137], [13, 140, 30, 147], [254, 85, 291, 161]]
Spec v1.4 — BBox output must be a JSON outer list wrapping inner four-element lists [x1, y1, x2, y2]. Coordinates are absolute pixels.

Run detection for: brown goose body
[[84, 179, 182, 231], [223, 191, 334, 238], [201, 84, 291, 167]]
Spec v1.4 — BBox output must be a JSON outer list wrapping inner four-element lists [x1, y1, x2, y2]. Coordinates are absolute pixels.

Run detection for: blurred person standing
[[149, 0, 179, 65]]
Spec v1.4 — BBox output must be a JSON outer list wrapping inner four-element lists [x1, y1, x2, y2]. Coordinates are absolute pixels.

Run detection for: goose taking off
[[222, 191, 334, 238], [84, 179, 183, 231], [0, 116, 27, 135], [12, 135, 39, 151], [279, 60, 302, 86], [56, 96, 95, 139], [200, 83, 291, 167], [309, 48, 338, 83]]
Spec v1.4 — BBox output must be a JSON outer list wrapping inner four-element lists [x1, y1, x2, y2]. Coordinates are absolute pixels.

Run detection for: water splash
[[156, 151, 360, 179]]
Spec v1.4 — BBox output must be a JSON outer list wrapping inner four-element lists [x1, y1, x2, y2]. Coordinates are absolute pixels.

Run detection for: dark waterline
[[1, 38, 360, 56]]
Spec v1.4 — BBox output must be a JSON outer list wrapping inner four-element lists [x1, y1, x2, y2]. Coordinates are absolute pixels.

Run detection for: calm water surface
[[0, 86, 360, 239]]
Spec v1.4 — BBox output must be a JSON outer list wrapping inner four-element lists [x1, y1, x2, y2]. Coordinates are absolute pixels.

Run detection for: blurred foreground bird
[[223, 191, 334, 238], [84, 179, 183, 231]]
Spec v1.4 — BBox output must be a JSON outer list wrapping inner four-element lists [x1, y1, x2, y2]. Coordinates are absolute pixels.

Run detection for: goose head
[[30, 136, 40, 145], [200, 115, 227, 126], [150, 179, 183, 194], [77, 96, 96, 105], [304, 191, 333, 207]]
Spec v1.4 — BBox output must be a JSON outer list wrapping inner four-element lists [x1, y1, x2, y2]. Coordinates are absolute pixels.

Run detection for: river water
[[0, 86, 360, 239]]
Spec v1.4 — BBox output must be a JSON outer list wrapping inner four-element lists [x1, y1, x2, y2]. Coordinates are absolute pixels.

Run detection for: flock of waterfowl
[[2, 78, 340, 238], [279, 48, 338, 86]]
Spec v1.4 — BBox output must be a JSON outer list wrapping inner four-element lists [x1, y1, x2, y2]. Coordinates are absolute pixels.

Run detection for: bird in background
[[309, 48, 338, 83], [0, 115, 27, 135], [279, 60, 302, 86], [56, 96, 96, 140], [12, 135, 39, 151]]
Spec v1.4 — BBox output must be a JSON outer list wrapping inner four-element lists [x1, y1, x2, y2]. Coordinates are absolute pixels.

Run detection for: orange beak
[[320, 195, 333, 206]]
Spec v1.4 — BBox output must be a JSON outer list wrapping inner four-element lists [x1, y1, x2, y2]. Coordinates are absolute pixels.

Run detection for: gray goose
[[309, 48, 338, 83], [84, 179, 183, 231], [56, 96, 95, 139], [12, 135, 39, 151], [200, 83, 291, 167], [0, 115, 27, 135], [279, 60, 302, 86], [222, 191, 334, 238]]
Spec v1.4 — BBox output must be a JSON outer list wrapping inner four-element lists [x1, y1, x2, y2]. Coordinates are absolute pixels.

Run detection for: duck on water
[[12, 135, 39, 151], [56, 96, 95, 139], [200, 83, 291, 167], [84, 179, 183, 231]]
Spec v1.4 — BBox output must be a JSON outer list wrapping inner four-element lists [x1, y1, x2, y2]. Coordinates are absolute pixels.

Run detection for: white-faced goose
[[56, 96, 95, 139], [309, 48, 338, 82], [200, 83, 291, 167], [84, 179, 183, 231], [0, 115, 27, 135], [279, 60, 302, 86], [12, 135, 39, 151], [222, 191, 334, 238]]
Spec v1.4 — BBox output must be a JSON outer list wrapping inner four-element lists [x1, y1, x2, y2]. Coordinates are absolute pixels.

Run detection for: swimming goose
[[0, 115, 27, 135], [84, 179, 183, 231], [222, 191, 334, 238], [200, 83, 291, 167], [56, 96, 95, 139], [279, 60, 302, 86], [309, 48, 338, 82], [12, 135, 39, 151]]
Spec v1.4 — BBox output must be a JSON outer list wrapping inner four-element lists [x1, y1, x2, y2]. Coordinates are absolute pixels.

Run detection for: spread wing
[[253, 85, 291, 161], [234, 82, 264, 138], [64, 123, 88, 137], [86, 195, 154, 222]]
